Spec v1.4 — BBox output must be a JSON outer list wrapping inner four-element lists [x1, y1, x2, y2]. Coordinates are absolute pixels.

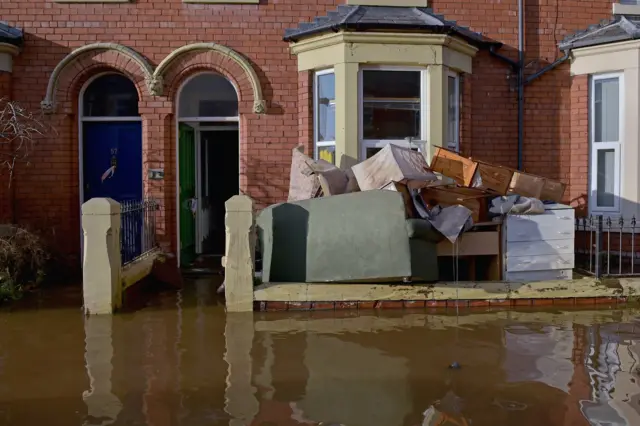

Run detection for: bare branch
[[0, 98, 57, 188]]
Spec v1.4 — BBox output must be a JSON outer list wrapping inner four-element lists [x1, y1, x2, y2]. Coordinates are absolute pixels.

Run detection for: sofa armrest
[[405, 219, 443, 243]]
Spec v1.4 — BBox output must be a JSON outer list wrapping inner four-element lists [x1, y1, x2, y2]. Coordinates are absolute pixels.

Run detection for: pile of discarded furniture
[[256, 144, 573, 284]]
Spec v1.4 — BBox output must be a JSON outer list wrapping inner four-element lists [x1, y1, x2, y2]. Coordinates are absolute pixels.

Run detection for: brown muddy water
[[2, 280, 640, 426]]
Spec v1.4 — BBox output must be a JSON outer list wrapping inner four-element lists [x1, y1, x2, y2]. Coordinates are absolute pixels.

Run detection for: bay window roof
[[559, 15, 640, 51], [283, 5, 501, 48], [0, 23, 23, 49]]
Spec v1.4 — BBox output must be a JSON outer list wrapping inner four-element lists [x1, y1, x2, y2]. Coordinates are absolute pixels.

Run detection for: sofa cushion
[[405, 219, 442, 243]]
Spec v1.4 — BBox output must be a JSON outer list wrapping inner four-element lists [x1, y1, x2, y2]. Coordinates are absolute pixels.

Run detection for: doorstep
[[252, 277, 640, 311]]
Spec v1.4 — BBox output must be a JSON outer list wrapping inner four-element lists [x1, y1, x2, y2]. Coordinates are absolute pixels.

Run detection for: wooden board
[[420, 186, 489, 223], [509, 171, 545, 198], [540, 179, 566, 202], [430, 147, 477, 187], [472, 161, 514, 194], [437, 231, 500, 256]]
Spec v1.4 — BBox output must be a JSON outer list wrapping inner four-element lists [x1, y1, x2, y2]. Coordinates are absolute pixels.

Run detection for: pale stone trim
[[612, 2, 640, 15], [155, 42, 266, 114], [41, 42, 154, 112], [224, 195, 256, 312], [290, 32, 478, 59], [82, 198, 122, 315], [346, 0, 427, 5], [0, 43, 20, 57], [121, 248, 162, 291]]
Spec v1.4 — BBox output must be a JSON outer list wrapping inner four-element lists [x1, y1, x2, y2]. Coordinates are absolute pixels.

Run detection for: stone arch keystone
[[154, 43, 266, 114], [41, 42, 154, 112]]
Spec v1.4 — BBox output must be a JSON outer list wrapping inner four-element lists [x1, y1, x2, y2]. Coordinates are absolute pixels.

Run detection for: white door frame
[[195, 127, 240, 254], [175, 72, 241, 266], [78, 71, 143, 258]]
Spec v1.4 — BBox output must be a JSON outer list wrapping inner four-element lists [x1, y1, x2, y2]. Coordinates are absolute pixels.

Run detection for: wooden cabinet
[[502, 204, 575, 282]]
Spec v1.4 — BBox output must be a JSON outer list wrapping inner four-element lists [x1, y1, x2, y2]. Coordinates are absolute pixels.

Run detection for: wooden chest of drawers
[[502, 204, 575, 282]]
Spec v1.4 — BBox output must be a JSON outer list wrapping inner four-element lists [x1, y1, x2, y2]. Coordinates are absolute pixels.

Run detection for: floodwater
[[2, 281, 640, 426]]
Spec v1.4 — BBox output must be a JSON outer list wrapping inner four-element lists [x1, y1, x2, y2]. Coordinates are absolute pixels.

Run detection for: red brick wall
[[0, 0, 609, 260], [432, 0, 605, 205], [0, 72, 13, 223]]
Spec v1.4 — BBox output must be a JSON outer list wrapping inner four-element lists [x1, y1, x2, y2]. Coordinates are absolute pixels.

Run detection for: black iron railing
[[121, 199, 160, 265], [575, 215, 640, 278]]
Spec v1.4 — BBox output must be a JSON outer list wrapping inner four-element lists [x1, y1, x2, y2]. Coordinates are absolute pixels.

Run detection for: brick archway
[[41, 43, 154, 114], [157, 43, 265, 114]]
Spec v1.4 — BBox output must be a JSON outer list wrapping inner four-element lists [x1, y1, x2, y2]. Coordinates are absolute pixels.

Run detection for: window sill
[[612, 3, 640, 15], [183, 0, 259, 3], [346, 0, 428, 6]]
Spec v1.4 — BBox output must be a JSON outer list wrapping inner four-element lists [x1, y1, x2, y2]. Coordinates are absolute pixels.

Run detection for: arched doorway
[[80, 73, 142, 203], [176, 72, 239, 267]]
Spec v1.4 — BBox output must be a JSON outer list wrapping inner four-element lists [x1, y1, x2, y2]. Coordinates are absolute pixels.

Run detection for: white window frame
[[313, 68, 336, 162], [589, 72, 624, 214], [446, 70, 461, 153], [358, 65, 428, 160]]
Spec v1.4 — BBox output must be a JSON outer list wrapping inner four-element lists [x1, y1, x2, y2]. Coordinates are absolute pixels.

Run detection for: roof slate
[[559, 15, 640, 50], [283, 6, 500, 48], [0, 22, 23, 48]]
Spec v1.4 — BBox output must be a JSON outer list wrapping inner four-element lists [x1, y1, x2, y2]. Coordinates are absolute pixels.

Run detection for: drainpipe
[[517, 0, 524, 170], [489, 0, 571, 171]]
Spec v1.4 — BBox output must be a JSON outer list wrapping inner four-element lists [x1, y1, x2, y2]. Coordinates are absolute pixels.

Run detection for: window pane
[[83, 74, 139, 117], [318, 145, 335, 164], [447, 75, 459, 151], [316, 72, 335, 143], [179, 73, 238, 118], [363, 70, 421, 140], [594, 78, 619, 143], [596, 148, 616, 207]]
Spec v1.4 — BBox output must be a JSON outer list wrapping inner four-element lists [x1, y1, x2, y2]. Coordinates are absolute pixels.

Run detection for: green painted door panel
[[179, 123, 196, 267]]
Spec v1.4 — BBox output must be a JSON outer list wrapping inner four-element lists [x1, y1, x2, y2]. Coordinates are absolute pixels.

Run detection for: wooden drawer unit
[[502, 204, 575, 282]]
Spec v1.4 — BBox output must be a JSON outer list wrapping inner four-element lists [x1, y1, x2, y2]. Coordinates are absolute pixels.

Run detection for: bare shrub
[[0, 98, 54, 189], [0, 227, 51, 301]]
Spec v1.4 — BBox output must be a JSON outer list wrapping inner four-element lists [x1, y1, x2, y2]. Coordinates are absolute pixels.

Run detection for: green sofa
[[256, 190, 440, 283]]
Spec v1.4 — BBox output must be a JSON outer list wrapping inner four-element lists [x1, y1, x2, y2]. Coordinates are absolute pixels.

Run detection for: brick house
[[0, 0, 633, 267]]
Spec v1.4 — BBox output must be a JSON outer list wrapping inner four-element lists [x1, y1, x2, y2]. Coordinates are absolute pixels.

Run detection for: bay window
[[314, 69, 336, 164], [447, 72, 460, 152], [590, 73, 623, 213], [359, 67, 427, 159]]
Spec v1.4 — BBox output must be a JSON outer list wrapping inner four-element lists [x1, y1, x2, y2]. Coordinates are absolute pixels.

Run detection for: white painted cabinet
[[502, 204, 575, 282]]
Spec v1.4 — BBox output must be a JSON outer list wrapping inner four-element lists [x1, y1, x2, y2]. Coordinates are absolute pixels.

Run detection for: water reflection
[[2, 284, 640, 425]]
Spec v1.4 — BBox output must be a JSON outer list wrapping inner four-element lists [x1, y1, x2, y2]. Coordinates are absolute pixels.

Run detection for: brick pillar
[[0, 71, 12, 222], [568, 75, 589, 214]]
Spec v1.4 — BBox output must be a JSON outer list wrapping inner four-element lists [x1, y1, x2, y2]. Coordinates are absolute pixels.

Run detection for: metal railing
[[575, 215, 640, 278], [121, 199, 160, 265]]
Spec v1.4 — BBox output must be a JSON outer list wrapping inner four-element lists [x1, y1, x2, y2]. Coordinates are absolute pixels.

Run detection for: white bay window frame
[[446, 70, 461, 152], [313, 68, 336, 163], [358, 65, 428, 160], [589, 72, 624, 214]]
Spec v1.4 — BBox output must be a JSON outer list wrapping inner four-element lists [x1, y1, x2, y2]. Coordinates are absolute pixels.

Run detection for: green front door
[[179, 123, 196, 267]]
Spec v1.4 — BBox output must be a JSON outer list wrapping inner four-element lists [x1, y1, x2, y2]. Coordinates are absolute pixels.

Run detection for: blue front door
[[83, 121, 143, 203], [83, 121, 143, 261]]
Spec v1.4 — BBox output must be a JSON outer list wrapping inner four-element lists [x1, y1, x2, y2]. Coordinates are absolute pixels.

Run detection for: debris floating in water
[[449, 362, 461, 369]]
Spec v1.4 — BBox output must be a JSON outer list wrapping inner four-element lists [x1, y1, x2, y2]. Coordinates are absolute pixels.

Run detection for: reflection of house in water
[[579, 323, 640, 425], [252, 314, 600, 426]]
